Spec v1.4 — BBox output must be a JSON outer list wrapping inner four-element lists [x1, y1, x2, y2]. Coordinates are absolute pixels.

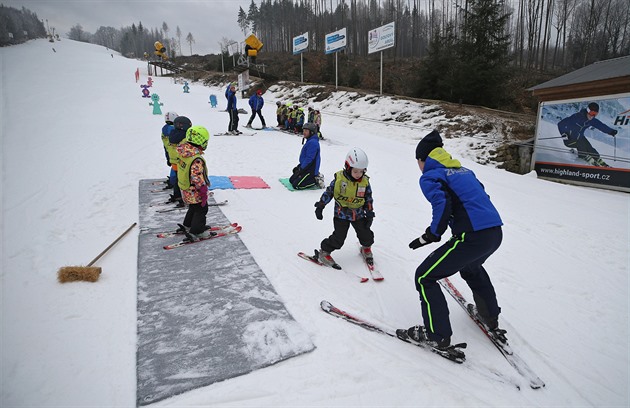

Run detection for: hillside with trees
[[0, 5, 47, 46]]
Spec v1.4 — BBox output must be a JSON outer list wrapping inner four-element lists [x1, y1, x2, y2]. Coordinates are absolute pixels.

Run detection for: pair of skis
[[321, 278, 545, 389], [158, 223, 242, 250], [213, 131, 257, 137], [298, 248, 384, 282], [153, 200, 228, 213]]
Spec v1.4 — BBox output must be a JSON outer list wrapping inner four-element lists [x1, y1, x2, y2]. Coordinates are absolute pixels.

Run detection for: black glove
[[167, 160, 171, 167], [561, 132, 569, 141], [315, 207, 323, 220], [314, 202, 325, 220], [610, 130, 618, 137], [409, 227, 440, 250]]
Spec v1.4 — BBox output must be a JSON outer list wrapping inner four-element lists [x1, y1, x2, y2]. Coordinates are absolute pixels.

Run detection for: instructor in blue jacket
[[557, 102, 617, 167], [401, 130, 505, 352]]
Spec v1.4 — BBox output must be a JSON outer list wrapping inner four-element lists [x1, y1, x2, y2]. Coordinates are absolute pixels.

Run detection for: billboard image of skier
[[532, 94, 630, 191]]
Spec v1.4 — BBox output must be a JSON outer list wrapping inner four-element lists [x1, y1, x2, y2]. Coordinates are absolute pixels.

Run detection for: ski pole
[[537, 136, 565, 140]]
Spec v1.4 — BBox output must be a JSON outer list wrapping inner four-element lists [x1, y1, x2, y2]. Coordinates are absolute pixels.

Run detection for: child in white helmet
[[313, 147, 375, 267]]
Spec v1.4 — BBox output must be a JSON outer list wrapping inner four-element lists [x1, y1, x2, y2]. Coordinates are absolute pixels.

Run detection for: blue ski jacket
[[299, 134, 321, 174], [249, 94, 264, 111], [557, 109, 615, 141], [420, 148, 503, 238], [227, 89, 237, 111]]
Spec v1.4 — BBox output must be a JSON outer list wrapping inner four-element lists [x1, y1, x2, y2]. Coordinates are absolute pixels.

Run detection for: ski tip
[[359, 277, 369, 283], [372, 277, 384, 281]]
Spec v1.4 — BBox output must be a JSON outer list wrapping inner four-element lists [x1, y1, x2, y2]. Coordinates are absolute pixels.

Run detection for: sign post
[[325, 28, 347, 89], [293, 32, 309, 83], [367, 22, 395, 95]]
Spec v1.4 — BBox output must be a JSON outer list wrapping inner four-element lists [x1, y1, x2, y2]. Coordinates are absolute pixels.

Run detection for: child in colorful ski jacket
[[176, 125, 212, 240], [314, 147, 375, 267], [166, 116, 192, 204]]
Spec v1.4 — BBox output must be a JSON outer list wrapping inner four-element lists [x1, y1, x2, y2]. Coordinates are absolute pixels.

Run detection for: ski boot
[[360, 246, 374, 266], [398, 325, 451, 350], [317, 250, 338, 268]]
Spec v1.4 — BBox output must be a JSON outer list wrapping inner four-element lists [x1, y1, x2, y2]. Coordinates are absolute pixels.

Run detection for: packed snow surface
[[1, 39, 628, 407]]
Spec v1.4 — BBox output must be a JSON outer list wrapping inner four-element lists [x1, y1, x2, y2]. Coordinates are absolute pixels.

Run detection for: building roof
[[529, 55, 630, 91]]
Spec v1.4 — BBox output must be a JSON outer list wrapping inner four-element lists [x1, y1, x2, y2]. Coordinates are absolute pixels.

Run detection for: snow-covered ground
[[1, 39, 628, 407]]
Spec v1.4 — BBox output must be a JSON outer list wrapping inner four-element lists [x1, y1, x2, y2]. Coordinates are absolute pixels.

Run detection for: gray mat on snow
[[136, 179, 315, 406]]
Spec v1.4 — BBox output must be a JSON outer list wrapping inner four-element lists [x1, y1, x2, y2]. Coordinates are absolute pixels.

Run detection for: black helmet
[[303, 122, 318, 136], [174, 116, 192, 131]]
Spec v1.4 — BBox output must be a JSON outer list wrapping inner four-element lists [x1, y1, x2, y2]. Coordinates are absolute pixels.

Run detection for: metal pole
[[335, 52, 338, 89], [221, 51, 224, 73], [301, 53, 304, 83], [380, 51, 383, 95]]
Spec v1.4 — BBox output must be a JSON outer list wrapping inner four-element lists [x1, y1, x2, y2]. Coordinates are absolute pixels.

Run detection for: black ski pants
[[320, 217, 374, 253], [562, 135, 600, 159], [414, 226, 502, 342], [183, 203, 208, 234], [228, 109, 239, 132], [247, 110, 266, 127]]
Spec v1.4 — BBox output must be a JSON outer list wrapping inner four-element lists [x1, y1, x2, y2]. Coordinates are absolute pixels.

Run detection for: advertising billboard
[[238, 70, 250, 91], [226, 41, 239, 57], [325, 28, 347, 54], [368, 22, 395, 54], [293, 32, 309, 55], [532, 94, 630, 191]]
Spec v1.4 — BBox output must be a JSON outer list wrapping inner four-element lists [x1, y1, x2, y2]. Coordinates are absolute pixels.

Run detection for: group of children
[[160, 112, 213, 241], [159, 94, 506, 355], [276, 102, 322, 137]]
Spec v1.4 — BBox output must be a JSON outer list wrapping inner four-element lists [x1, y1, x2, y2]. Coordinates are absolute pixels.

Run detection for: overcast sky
[[6, 0, 254, 55]]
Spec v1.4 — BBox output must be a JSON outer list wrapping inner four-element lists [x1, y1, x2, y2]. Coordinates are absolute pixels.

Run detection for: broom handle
[[87, 222, 137, 266]]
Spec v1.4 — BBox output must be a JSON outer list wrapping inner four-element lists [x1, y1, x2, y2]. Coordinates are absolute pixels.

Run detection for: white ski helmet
[[345, 147, 369, 170], [164, 111, 178, 123]]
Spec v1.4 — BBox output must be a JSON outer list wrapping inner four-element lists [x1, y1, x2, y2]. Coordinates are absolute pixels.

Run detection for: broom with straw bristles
[[57, 222, 137, 283]]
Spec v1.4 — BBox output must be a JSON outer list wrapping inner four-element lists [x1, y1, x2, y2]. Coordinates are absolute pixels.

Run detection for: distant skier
[[246, 89, 266, 129], [226, 84, 241, 135], [399, 130, 504, 352], [313, 147, 375, 268], [557, 102, 618, 167]]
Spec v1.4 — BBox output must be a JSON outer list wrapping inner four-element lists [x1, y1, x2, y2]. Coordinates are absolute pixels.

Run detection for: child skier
[[161, 111, 178, 188], [176, 125, 213, 241], [166, 116, 192, 205], [313, 147, 375, 267]]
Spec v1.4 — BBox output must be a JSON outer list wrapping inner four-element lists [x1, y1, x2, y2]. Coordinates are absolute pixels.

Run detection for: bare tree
[[176, 26, 182, 56], [186, 32, 195, 55]]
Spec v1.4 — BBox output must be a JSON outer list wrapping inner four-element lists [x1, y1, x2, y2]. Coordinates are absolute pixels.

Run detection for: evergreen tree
[[415, 24, 459, 100], [456, 0, 512, 107], [238, 7, 249, 35]]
